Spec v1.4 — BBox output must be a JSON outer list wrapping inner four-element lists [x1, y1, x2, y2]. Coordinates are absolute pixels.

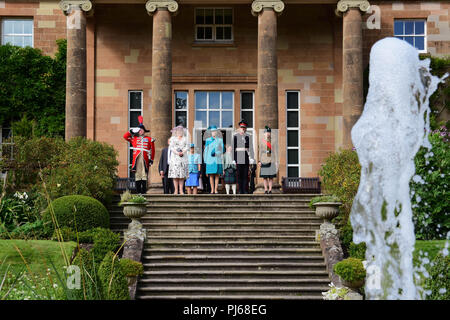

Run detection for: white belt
[[131, 147, 151, 154], [236, 148, 248, 152]]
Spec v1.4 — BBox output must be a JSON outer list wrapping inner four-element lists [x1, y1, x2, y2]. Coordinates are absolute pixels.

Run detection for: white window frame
[[194, 91, 234, 130], [286, 91, 301, 177], [394, 19, 427, 54], [194, 7, 234, 42], [1, 18, 34, 48], [128, 90, 143, 178], [240, 91, 256, 153], [174, 91, 189, 129]]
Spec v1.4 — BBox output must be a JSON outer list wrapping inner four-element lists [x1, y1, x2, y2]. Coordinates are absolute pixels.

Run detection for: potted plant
[[309, 195, 342, 222], [119, 190, 148, 221], [333, 257, 366, 290]]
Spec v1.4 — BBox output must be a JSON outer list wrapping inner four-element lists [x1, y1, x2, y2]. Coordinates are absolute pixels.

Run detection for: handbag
[[198, 176, 203, 190]]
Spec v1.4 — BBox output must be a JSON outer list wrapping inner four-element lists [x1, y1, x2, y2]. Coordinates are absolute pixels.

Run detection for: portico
[[59, 0, 369, 190]]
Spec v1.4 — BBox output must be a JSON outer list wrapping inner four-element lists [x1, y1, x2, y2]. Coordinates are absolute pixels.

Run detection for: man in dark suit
[[158, 138, 174, 194], [233, 120, 254, 194]]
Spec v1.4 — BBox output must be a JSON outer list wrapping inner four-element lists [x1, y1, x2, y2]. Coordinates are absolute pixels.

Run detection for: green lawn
[[413, 240, 448, 266], [0, 240, 76, 278]]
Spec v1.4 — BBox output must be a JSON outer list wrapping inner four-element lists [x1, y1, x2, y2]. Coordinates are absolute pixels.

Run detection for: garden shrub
[[1, 136, 118, 206], [44, 137, 119, 205], [71, 249, 101, 300], [43, 195, 109, 235], [91, 228, 121, 264], [410, 128, 450, 240], [10, 220, 46, 240], [97, 251, 130, 300], [333, 257, 366, 282], [425, 253, 449, 300], [119, 259, 144, 277], [0, 191, 39, 231], [318, 149, 361, 225], [348, 242, 366, 260]]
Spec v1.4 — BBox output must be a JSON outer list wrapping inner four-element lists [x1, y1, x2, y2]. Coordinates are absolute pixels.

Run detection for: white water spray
[[350, 38, 446, 299]]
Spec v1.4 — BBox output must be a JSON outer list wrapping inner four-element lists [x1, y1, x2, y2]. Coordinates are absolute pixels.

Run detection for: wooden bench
[[281, 177, 321, 194]]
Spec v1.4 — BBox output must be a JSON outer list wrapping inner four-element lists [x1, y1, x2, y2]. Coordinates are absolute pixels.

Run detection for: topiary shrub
[[97, 251, 130, 300], [119, 259, 144, 277], [318, 149, 361, 226], [91, 228, 121, 264], [410, 128, 450, 240], [43, 195, 109, 235], [425, 253, 450, 300], [333, 258, 366, 283]]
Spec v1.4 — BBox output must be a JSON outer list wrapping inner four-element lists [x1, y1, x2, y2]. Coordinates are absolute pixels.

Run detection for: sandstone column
[[251, 0, 284, 193], [60, 1, 92, 140], [146, 1, 178, 191], [336, 0, 370, 149]]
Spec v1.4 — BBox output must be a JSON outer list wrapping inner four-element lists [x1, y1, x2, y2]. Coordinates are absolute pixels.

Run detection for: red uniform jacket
[[123, 132, 155, 172]]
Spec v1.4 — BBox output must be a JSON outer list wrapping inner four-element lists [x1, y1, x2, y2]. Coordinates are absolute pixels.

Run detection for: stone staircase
[[109, 194, 330, 300]]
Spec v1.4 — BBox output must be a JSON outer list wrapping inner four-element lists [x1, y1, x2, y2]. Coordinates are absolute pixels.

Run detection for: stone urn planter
[[119, 191, 148, 241], [341, 278, 365, 290], [313, 201, 342, 223], [122, 202, 147, 221]]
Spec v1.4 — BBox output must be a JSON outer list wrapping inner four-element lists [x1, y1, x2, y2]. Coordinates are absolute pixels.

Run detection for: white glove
[[249, 159, 255, 165], [232, 160, 236, 165]]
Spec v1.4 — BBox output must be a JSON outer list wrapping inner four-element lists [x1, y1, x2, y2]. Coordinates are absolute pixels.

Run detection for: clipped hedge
[[91, 228, 121, 264], [119, 259, 144, 277], [333, 258, 366, 282], [425, 253, 450, 300], [43, 195, 109, 235], [97, 252, 130, 300]]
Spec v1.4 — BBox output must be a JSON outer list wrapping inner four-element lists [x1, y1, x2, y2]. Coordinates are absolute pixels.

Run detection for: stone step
[[134, 229, 316, 236], [114, 222, 322, 229], [136, 286, 329, 296], [113, 194, 321, 201], [111, 216, 322, 223], [142, 262, 326, 271], [139, 278, 330, 287], [147, 232, 315, 241], [142, 247, 324, 256], [145, 244, 320, 249], [109, 210, 318, 217], [135, 294, 323, 300], [142, 255, 325, 264], [140, 269, 329, 280], [109, 205, 314, 212]]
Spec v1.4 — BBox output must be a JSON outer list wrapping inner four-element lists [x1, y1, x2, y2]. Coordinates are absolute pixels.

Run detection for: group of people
[[124, 117, 277, 195]]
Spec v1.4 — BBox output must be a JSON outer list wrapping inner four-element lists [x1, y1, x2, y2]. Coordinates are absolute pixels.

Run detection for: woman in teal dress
[[204, 126, 224, 194]]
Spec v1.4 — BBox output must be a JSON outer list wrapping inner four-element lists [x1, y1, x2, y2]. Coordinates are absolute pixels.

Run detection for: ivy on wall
[[0, 39, 66, 137]]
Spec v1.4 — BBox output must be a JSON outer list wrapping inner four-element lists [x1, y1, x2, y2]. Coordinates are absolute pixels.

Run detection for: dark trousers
[[162, 175, 174, 194], [135, 180, 147, 194], [237, 164, 249, 194]]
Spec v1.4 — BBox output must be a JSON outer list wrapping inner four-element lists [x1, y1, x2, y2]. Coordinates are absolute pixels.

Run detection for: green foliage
[[119, 258, 144, 277], [1, 136, 119, 205], [119, 190, 132, 203], [71, 249, 102, 300], [9, 220, 46, 240], [348, 242, 366, 260], [421, 55, 450, 130], [43, 195, 109, 236], [339, 220, 354, 255], [0, 40, 66, 137], [425, 253, 450, 300], [0, 191, 39, 232], [318, 149, 361, 225], [309, 195, 341, 209], [333, 257, 366, 282], [410, 129, 450, 240], [11, 114, 36, 139], [97, 252, 130, 300], [91, 228, 121, 264], [42, 137, 119, 205]]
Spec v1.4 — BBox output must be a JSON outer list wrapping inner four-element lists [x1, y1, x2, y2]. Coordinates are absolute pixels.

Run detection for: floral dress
[[168, 136, 189, 179]]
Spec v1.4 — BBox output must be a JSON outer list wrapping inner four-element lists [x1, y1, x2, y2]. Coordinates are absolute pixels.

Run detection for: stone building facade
[[1, 0, 449, 188]]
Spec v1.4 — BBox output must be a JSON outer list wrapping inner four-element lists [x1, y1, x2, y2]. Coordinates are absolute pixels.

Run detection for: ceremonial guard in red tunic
[[123, 116, 155, 194]]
